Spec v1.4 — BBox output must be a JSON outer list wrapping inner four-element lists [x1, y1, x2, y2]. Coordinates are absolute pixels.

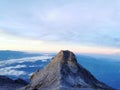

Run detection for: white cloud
[[0, 55, 51, 76], [0, 67, 26, 76], [29, 65, 43, 67], [4, 65, 27, 69], [36, 1, 119, 27], [26, 1, 120, 48], [0, 65, 27, 76], [0, 56, 52, 67], [0, 0, 120, 48]]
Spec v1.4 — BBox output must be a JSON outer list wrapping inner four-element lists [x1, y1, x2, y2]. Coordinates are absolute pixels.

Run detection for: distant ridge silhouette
[[0, 75, 27, 90]]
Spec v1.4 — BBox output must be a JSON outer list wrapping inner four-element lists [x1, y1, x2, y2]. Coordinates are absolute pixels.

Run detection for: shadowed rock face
[[0, 76, 27, 90], [19, 50, 115, 90]]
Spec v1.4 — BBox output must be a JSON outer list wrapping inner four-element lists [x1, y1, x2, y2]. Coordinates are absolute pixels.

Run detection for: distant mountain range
[[0, 50, 41, 60]]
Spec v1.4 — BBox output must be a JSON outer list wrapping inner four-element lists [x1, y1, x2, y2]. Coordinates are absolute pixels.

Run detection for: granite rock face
[[0, 76, 27, 90], [20, 50, 115, 90]]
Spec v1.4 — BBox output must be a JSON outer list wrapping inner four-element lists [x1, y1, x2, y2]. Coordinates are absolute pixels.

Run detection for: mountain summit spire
[[20, 50, 115, 90], [55, 50, 76, 61], [52, 50, 77, 64]]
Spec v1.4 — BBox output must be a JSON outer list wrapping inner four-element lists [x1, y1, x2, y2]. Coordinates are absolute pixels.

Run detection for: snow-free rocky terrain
[[19, 50, 115, 90], [0, 75, 27, 90]]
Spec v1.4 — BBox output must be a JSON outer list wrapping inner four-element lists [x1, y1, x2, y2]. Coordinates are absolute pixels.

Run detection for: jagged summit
[[51, 50, 77, 65], [19, 50, 115, 90], [55, 50, 77, 61]]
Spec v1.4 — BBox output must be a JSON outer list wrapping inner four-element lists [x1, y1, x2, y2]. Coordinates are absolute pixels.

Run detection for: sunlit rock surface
[[19, 50, 115, 90]]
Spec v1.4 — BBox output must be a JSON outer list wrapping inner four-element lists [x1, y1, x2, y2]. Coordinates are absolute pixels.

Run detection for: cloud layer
[[0, 55, 52, 77], [0, 0, 120, 49]]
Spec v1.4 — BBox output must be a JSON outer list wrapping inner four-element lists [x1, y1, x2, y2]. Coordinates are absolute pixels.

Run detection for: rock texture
[[20, 50, 115, 90], [0, 76, 27, 90]]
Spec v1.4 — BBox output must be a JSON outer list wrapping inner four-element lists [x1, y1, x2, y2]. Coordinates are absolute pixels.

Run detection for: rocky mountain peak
[[52, 50, 77, 65], [19, 50, 115, 90], [55, 50, 76, 61]]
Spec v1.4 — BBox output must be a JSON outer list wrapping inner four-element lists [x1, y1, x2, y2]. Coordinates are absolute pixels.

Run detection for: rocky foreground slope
[[19, 50, 115, 90], [0, 76, 27, 90]]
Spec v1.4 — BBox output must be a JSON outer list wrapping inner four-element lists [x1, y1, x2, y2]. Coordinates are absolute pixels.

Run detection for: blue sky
[[0, 0, 120, 54]]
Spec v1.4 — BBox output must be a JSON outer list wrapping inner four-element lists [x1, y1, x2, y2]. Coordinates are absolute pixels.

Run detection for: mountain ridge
[[19, 50, 115, 90], [0, 75, 27, 90]]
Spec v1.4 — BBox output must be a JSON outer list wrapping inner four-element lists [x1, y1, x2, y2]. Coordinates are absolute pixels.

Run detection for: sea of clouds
[[0, 54, 53, 79]]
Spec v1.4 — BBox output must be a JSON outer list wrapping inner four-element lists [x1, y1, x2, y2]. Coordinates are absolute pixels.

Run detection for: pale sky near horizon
[[0, 0, 120, 54]]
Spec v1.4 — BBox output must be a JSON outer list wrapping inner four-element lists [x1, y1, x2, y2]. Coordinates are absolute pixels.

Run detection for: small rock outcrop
[[20, 50, 115, 90], [14, 78, 28, 85], [0, 76, 27, 90]]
